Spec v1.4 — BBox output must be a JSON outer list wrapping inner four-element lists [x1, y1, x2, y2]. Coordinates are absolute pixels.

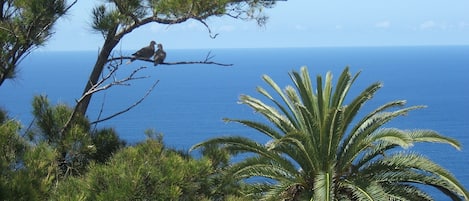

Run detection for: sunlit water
[[1, 46, 468, 199]]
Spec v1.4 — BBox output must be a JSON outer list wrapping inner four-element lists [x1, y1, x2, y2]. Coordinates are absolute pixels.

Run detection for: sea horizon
[[2, 46, 468, 197], [34, 44, 469, 53]]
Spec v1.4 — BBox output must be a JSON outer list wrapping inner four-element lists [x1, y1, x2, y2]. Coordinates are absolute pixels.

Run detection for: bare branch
[[91, 79, 160, 124], [163, 61, 232, 66], [107, 56, 233, 67], [205, 51, 215, 61], [61, 63, 151, 136], [85, 66, 149, 96], [195, 18, 219, 39]]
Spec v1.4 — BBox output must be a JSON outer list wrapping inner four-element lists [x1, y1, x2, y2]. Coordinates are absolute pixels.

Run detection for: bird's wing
[[154, 51, 166, 62], [132, 46, 155, 58]]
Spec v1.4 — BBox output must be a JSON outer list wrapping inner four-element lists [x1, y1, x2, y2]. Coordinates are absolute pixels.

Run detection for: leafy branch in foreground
[[0, 0, 77, 86]]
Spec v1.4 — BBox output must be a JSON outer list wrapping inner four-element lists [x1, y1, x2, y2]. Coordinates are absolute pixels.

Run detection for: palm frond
[[361, 152, 469, 200], [354, 141, 398, 169], [380, 183, 434, 201], [261, 74, 302, 128], [366, 128, 414, 148], [228, 156, 298, 182], [223, 118, 283, 139], [191, 136, 271, 157], [326, 106, 346, 164], [289, 67, 319, 126], [339, 179, 388, 201], [338, 105, 424, 170], [295, 103, 321, 150], [331, 67, 360, 109], [271, 134, 317, 172], [409, 130, 461, 150], [239, 94, 295, 133], [261, 180, 305, 201], [257, 85, 299, 129], [341, 82, 384, 136]]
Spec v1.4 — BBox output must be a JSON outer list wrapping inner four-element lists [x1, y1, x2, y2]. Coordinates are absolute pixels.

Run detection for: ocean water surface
[[1, 46, 468, 198]]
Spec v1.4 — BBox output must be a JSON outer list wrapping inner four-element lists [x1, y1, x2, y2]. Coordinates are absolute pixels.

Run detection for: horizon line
[[37, 44, 469, 53]]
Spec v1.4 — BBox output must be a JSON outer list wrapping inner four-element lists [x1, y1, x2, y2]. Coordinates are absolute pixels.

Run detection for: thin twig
[[85, 66, 149, 96], [195, 18, 219, 39], [61, 65, 149, 135], [93, 93, 107, 132], [205, 51, 215, 61], [90, 80, 160, 124]]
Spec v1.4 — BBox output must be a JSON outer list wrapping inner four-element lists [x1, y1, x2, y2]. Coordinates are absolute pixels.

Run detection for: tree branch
[[90, 79, 159, 125], [107, 56, 233, 67], [195, 18, 219, 39], [61, 61, 151, 136]]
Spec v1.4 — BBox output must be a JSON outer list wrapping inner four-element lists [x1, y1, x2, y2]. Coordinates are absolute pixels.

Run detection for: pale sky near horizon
[[42, 0, 469, 51]]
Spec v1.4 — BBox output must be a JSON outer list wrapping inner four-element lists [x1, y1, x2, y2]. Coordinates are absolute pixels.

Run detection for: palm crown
[[192, 67, 468, 200]]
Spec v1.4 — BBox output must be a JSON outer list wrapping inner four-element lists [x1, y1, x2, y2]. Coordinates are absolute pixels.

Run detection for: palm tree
[[192, 67, 469, 200]]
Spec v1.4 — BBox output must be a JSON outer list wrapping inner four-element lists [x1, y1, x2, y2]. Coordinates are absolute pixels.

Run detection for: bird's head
[[157, 43, 163, 49], [150, 41, 156, 46]]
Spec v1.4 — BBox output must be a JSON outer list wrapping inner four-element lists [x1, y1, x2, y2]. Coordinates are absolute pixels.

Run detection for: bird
[[128, 41, 156, 63], [153, 43, 166, 66]]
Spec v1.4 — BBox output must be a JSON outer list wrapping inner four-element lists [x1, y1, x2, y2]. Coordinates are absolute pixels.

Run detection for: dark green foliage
[[32, 95, 90, 143], [52, 137, 214, 200], [0, 0, 74, 86], [91, 5, 118, 37], [0, 111, 59, 201], [3, 143, 59, 201], [90, 128, 126, 163], [30, 95, 125, 176], [0, 107, 6, 123], [1, 96, 127, 200], [0, 117, 25, 174], [30, 95, 94, 176], [197, 143, 249, 200]]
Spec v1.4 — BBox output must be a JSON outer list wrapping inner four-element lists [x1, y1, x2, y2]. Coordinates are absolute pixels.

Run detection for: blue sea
[[1, 46, 468, 198]]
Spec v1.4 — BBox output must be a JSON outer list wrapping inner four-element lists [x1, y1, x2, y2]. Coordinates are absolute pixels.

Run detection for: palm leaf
[[379, 183, 433, 201], [223, 118, 283, 139], [228, 156, 298, 182], [257, 85, 299, 129], [261, 75, 302, 128], [191, 136, 272, 158], [239, 94, 295, 134], [331, 67, 360, 110], [409, 130, 461, 150], [339, 105, 424, 170], [339, 179, 388, 201], [289, 67, 320, 126], [271, 133, 317, 172], [362, 152, 469, 200]]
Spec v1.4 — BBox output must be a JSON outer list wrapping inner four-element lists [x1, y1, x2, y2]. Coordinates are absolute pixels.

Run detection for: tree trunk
[[76, 28, 119, 115]]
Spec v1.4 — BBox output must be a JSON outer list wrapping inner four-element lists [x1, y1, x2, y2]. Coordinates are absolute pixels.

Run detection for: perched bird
[[153, 43, 166, 66], [128, 41, 156, 63]]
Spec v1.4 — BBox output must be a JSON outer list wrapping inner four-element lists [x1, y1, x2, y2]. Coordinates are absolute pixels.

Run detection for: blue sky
[[44, 0, 469, 51]]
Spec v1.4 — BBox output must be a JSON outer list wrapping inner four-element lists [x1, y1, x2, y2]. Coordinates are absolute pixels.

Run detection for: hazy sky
[[43, 0, 469, 51]]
